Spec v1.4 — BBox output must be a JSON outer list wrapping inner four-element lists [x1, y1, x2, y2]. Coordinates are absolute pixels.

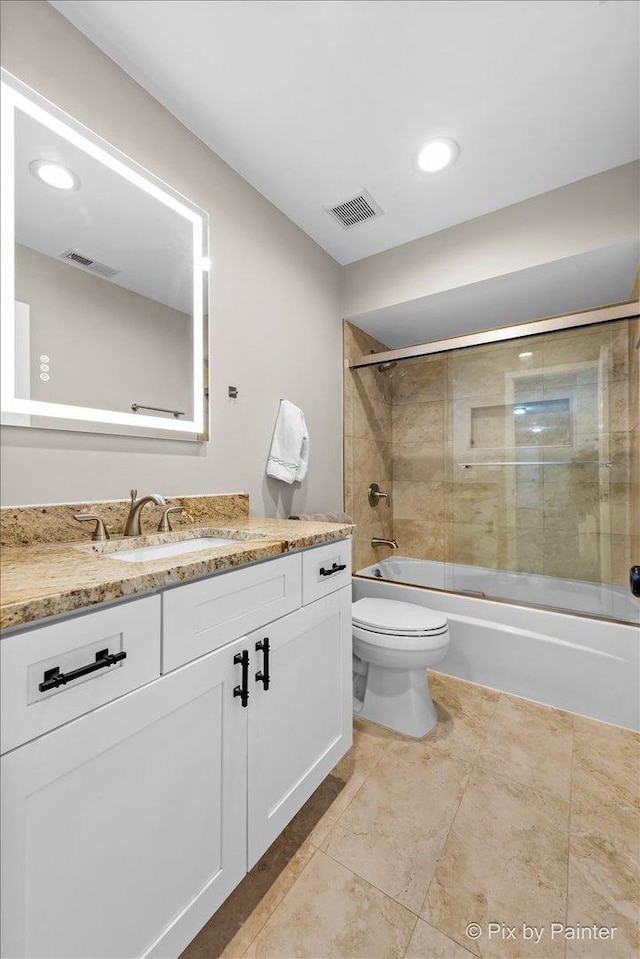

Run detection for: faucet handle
[[74, 513, 110, 542], [368, 483, 391, 507], [157, 506, 184, 533], [130, 488, 138, 503]]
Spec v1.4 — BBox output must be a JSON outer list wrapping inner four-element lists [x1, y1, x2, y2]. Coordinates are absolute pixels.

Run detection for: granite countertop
[[0, 517, 354, 632]]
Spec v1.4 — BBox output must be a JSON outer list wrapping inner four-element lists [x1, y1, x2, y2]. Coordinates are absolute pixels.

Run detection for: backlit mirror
[[1, 71, 209, 440]]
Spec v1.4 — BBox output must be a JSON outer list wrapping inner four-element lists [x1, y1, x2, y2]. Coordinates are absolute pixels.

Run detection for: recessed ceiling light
[[417, 138, 459, 173], [513, 406, 527, 415], [29, 159, 80, 191], [519, 351, 533, 358]]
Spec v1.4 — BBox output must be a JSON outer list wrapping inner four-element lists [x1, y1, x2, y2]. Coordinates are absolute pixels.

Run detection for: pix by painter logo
[[465, 922, 618, 944]]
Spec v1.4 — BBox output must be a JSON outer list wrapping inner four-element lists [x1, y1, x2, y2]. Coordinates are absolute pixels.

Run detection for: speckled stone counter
[[0, 501, 354, 632], [0, 493, 251, 548]]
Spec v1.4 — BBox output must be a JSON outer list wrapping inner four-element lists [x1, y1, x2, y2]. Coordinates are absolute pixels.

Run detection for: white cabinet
[[247, 586, 352, 866], [1, 639, 248, 959], [162, 553, 302, 672], [1, 542, 353, 959]]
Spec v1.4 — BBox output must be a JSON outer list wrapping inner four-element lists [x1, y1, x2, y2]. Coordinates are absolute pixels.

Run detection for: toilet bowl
[[352, 597, 449, 738]]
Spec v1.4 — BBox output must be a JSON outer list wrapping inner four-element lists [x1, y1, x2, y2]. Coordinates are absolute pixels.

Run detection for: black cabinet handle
[[319, 562, 347, 577], [631, 566, 640, 598], [39, 648, 126, 692], [233, 650, 249, 707], [255, 637, 270, 691]]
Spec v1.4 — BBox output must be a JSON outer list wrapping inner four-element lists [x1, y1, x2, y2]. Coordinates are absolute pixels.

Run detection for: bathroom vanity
[[0, 517, 353, 959]]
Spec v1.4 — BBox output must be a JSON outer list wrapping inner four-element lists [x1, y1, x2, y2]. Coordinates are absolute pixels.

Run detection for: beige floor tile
[[323, 747, 471, 913], [416, 671, 501, 763], [572, 716, 640, 813], [245, 850, 416, 958], [282, 773, 354, 848], [404, 918, 476, 958], [181, 836, 315, 959], [423, 766, 570, 958], [477, 694, 573, 800], [566, 784, 640, 958], [326, 716, 397, 821]]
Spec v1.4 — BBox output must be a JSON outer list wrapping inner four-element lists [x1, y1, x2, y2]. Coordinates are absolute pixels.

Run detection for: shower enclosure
[[344, 308, 640, 625]]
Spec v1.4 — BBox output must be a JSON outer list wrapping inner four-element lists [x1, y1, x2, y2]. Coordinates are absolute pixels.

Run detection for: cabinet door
[[1, 638, 249, 959], [247, 586, 352, 867]]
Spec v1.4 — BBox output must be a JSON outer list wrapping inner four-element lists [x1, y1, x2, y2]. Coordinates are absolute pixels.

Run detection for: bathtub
[[354, 558, 640, 731], [359, 556, 639, 624]]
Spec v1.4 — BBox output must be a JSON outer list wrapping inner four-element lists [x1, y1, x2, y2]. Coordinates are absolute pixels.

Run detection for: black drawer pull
[[255, 637, 270, 691], [39, 648, 127, 692], [233, 650, 249, 707], [319, 562, 347, 577]]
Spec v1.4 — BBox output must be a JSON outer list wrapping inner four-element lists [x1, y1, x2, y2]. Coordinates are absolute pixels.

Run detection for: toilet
[[352, 597, 450, 738]]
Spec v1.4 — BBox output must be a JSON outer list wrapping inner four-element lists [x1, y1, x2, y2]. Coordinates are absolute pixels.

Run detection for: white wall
[[343, 162, 640, 318], [0, 0, 343, 516]]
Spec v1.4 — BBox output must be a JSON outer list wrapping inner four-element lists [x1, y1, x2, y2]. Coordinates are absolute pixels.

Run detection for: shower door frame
[[348, 301, 639, 370]]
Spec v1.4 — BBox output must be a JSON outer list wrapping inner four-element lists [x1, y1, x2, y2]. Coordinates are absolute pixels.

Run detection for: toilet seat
[[352, 597, 447, 636], [353, 623, 448, 651]]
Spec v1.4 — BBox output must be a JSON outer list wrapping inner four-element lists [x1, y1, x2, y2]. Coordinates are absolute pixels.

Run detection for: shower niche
[[469, 397, 572, 449]]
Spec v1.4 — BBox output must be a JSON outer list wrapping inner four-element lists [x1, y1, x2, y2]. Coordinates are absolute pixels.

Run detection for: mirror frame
[[0, 69, 209, 439]]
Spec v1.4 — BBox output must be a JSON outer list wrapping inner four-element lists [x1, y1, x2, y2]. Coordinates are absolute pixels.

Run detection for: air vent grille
[[60, 249, 119, 278], [327, 189, 383, 229]]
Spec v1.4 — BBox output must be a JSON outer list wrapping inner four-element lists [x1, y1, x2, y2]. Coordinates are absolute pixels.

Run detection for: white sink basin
[[107, 537, 238, 563]]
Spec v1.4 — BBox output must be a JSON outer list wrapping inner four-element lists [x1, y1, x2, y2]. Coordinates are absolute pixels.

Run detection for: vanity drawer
[[302, 538, 351, 605], [0, 596, 161, 754], [162, 553, 303, 672]]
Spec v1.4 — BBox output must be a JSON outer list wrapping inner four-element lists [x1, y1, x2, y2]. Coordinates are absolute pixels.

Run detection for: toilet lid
[[352, 597, 447, 636]]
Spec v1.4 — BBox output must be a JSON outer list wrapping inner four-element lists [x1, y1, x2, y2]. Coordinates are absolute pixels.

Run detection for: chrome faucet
[[371, 537, 398, 549], [124, 489, 166, 537]]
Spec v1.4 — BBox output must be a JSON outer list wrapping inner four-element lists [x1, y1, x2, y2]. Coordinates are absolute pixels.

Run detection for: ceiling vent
[[326, 189, 383, 229], [59, 249, 119, 278]]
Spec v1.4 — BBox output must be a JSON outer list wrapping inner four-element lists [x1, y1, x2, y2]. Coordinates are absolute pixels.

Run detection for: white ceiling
[[351, 241, 640, 348], [50, 0, 640, 265], [14, 107, 194, 313]]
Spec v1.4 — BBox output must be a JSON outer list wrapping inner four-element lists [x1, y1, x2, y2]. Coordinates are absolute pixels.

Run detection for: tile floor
[[181, 672, 639, 959]]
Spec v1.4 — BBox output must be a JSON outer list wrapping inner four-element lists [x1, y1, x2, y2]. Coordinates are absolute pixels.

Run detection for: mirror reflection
[[2, 77, 207, 438]]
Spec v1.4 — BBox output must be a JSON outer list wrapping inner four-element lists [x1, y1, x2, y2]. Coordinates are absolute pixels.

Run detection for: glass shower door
[[447, 320, 633, 620]]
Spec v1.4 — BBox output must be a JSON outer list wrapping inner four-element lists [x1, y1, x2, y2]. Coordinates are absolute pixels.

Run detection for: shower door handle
[[631, 566, 640, 598]]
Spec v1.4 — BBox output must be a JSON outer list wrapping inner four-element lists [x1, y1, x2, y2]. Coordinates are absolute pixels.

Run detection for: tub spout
[[371, 538, 398, 549]]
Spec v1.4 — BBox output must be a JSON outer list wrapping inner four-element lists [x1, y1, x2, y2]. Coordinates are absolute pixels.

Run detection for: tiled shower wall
[[344, 318, 637, 587], [343, 321, 394, 570]]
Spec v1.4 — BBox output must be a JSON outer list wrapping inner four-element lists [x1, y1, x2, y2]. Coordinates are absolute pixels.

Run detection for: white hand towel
[[266, 400, 310, 484]]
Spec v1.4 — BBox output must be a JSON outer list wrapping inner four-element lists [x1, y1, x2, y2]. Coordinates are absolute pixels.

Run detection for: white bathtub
[[359, 556, 639, 624], [354, 560, 640, 731]]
